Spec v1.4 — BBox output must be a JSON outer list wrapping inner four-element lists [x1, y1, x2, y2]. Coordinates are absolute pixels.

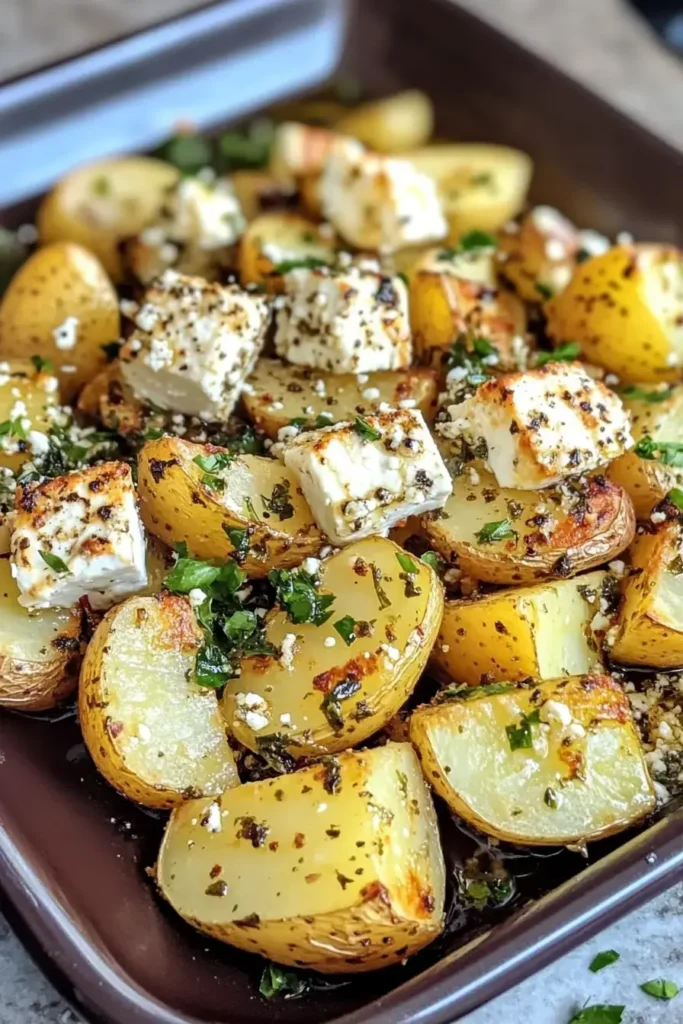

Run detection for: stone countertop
[[2, 2, 683, 1024]]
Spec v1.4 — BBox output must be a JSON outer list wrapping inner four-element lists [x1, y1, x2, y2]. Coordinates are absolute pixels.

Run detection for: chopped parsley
[[589, 950, 620, 973], [460, 875, 514, 910], [620, 384, 674, 404], [271, 256, 328, 275], [395, 551, 418, 574], [193, 451, 234, 491], [259, 963, 308, 1000], [0, 417, 27, 441], [268, 566, 335, 625], [475, 519, 517, 545], [194, 641, 231, 688], [446, 335, 498, 392], [420, 550, 447, 576], [224, 526, 250, 563], [439, 230, 498, 259], [438, 682, 517, 703], [155, 134, 213, 174], [165, 555, 245, 596], [534, 281, 554, 301], [31, 354, 53, 373], [634, 436, 683, 467], [217, 124, 273, 170], [334, 615, 359, 646], [505, 708, 541, 751], [640, 979, 679, 1001], [567, 1007, 624, 1024], [535, 341, 581, 366], [261, 480, 294, 521], [320, 678, 362, 731], [39, 551, 70, 575], [354, 415, 381, 442], [667, 488, 683, 511]]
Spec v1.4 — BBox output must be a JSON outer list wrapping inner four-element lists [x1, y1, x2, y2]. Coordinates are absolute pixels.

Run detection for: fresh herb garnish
[[193, 451, 234, 491], [261, 480, 294, 521], [589, 950, 620, 973], [195, 641, 231, 688], [475, 519, 517, 545], [620, 384, 674, 404], [354, 415, 381, 442], [320, 678, 362, 731], [165, 556, 245, 596], [544, 786, 560, 809], [334, 615, 359, 646], [634, 436, 683, 467], [224, 526, 250, 563], [438, 682, 517, 703], [505, 708, 541, 751], [0, 417, 27, 441], [567, 1006, 624, 1024], [445, 335, 498, 392], [31, 354, 53, 373], [439, 230, 498, 260], [534, 281, 554, 301], [535, 341, 581, 366], [143, 427, 164, 441], [667, 488, 683, 511], [259, 963, 308, 1000], [268, 567, 335, 625], [460, 875, 514, 910], [420, 550, 447, 576], [640, 979, 679, 1001], [39, 551, 70, 575], [155, 134, 213, 174], [217, 124, 273, 170], [271, 256, 328, 275], [395, 551, 418, 574]]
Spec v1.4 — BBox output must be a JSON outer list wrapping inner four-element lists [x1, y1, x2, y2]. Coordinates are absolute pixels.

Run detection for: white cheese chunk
[[270, 121, 338, 182], [10, 461, 147, 610], [320, 137, 447, 252], [282, 408, 451, 545], [437, 363, 633, 490], [274, 263, 411, 373], [120, 270, 270, 420]]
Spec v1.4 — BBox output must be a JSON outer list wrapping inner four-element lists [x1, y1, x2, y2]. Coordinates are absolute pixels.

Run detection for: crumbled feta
[[279, 633, 297, 670], [10, 462, 147, 610], [27, 430, 50, 456], [320, 137, 447, 252], [203, 802, 222, 832], [159, 177, 245, 251], [541, 700, 573, 727], [437, 363, 633, 489], [120, 270, 269, 420], [270, 121, 338, 182], [282, 408, 451, 545], [188, 588, 206, 609], [52, 316, 79, 350], [274, 263, 411, 374], [324, 636, 336, 647]]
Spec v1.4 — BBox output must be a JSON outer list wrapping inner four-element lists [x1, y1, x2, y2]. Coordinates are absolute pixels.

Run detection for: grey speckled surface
[[2, 2, 683, 1023]]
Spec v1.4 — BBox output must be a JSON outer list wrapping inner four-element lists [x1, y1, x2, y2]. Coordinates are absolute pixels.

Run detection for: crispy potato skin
[[421, 471, 635, 585], [79, 592, 238, 808], [498, 213, 578, 304], [410, 674, 655, 845], [157, 743, 445, 971], [546, 244, 683, 382], [0, 243, 119, 400], [137, 436, 323, 575]]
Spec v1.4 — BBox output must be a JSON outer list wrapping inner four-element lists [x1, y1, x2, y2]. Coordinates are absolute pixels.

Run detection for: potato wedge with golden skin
[[223, 538, 444, 756], [157, 742, 445, 972], [137, 436, 323, 575], [230, 170, 297, 222], [612, 519, 683, 668], [37, 156, 179, 281], [546, 244, 683, 382], [336, 91, 434, 153], [432, 571, 611, 687], [77, 361, 155, 436], [403, 144, 532, 240], [408, 248, 527, 368], [0, 243, 119, 400], [0, 360, 61, 472], [410, 674, 655, 845], [498, 209, 580, 304], [0, 554, 82, 711], [607, 385, 683, 517], [242, 359, 438, 437], [238, 213, 335, 291], [421, 468, 635, 585], [79, 592, 239, 809]]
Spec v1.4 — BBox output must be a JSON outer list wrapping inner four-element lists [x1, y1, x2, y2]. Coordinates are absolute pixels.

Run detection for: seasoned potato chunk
[[336, 91, 434, 153], [137, 436, 323, 575], [410, 674, 655, 845], [79, 592, 239, 808], [242, 359, 438, 438], [498, 206, 589, 303], [157, 743, 445, 971], [612, 517, 683, 667], [546, 244, 683, 382], [432, 571, 613, 686], [223, 538, 444, 756], [421, 468, 635, 585], [238, 213, 335, 291]]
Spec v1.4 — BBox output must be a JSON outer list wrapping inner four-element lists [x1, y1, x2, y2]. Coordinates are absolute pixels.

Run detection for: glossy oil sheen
[[2, 0, 683, 1022]]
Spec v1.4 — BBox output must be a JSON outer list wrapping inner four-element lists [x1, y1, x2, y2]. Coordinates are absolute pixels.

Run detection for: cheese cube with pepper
[[437, 362, 633, 490], [10, 462, 147, 610], [120, 270, 270, 421], [282, 408, 451, 544], [274, 261, 412, 373]]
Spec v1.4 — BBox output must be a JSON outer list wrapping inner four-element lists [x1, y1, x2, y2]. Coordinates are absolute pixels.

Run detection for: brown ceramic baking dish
[[2, 0, 683, 1021]]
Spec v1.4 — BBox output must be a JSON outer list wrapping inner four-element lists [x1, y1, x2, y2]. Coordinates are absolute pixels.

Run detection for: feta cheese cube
[[437, 362, 633, 490], [274, 262, 411, 373], [270, 121, 338, 183], [120, 270, 270, 420], [320, 138, 447, 252], [10, 461, 147, 610], [282, 408, 451, 544]]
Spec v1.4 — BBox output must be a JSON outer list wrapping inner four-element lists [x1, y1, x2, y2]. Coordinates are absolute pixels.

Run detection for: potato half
[[612, 518, 683, 668], [421, 468, 635, 585], [546, 244, 683, 382], [238, 213, 335, 291], [403, 144, 532, 240], [336, 91, 434, 153], [223, 537, 444, 756], [37, 156, 179, 280], [157, 742, 445, 972], [0, 554, 82, 711], [242, 359, 438, 437], [79, 592, 239, 808], [0, 360, 61, 472], [0, 243, 119, 400], [607, 384, 683, 516], [137, 436, 323, 575], [410, 674, 655, 845], [432, 570, 611, 686]]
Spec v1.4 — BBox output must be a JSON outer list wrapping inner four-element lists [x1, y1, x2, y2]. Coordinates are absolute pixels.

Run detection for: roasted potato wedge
[[77, 361, 156, 436], [157, 742, 445, 971], [0, 360, 61, 471], [79, 592, 239, 808], [432, 571, 613, 686], [410, 674, 655, 845], [37, 156, 179, 280], [336, 90, 434, 153], [421, 468, 635, 585], [612, 518, 683, 667], [498, 207, 581, 303], [0, 553, 82, 711], [408, 247, 527, 368], [546, 244, 683, 382], [242, 359, 438, 437], [607, 384, 683, 516], [137, 436, 323, 575], [230, 170, 297, 222], [0, 243, 119, 400], [404, 144, 532, 240], [238, 213, 335, 291], [223, 538, 444, 756]]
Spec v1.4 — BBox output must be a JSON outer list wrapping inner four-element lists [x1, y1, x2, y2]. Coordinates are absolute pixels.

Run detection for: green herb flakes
[[320, 678, 362, 731], [475, 519, 517, 545], [634, 436, 683, 467], [259, 963, 308, 1000], [589, 950, 620, 973], [567, 1006, 624, 1024], [39, 551, 70, 575], [535, 341, 581, 366], [354, 415, 381, 442], [640, 978, 679, 1001], [506, 708, 541, 751]]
